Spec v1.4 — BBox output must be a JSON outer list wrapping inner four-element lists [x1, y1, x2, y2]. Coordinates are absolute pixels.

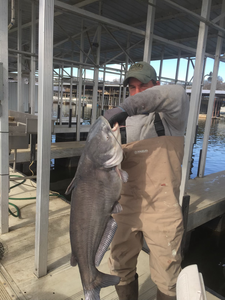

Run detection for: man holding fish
[[104, 61, 189, 300]]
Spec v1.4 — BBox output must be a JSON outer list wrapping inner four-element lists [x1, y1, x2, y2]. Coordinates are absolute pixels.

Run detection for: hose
[[9, 175, 67, 218]]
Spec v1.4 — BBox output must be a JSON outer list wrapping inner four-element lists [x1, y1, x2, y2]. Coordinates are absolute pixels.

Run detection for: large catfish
[[65, 116, 128, 300]]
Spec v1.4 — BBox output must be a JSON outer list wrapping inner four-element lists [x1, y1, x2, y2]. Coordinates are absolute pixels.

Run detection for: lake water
[[50, 104, 225, 297], [191, 116, 225, 178]]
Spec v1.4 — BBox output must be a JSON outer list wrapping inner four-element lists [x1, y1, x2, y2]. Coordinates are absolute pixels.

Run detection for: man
[[104, 61, 189, 300]]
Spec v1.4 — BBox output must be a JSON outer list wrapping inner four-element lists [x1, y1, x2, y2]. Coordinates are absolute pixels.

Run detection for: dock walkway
[[9, 141, 86, 164], [0, 169, 223, 299], [186, 170, 225, 231]]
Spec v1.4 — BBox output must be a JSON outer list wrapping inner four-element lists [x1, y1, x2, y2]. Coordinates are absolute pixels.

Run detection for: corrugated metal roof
[[7, 0, 225, 72]]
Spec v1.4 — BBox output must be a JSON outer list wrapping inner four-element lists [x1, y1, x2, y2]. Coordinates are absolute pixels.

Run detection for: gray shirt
[[120, 84, 189, 143]]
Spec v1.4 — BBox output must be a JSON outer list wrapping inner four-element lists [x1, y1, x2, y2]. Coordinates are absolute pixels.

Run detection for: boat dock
[[186, 170, 225, 232], [9, 141, 86, 164], [0, 169, 223, 299], [9, 140, 225, 235]]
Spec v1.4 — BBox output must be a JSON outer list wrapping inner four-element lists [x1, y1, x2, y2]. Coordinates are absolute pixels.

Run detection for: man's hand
[[104, 107, 128, 128]]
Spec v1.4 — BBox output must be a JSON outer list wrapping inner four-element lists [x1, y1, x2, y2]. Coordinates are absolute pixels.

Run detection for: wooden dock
[[186, 170, 225, 231], [0, 170, 224, 299], [9, 141, 86, 164]]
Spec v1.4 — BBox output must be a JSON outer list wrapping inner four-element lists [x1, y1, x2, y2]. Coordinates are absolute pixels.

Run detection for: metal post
[[179, 0, 212, 205], [17, 0, 23, 112], [76, 21, 84, 141], [159, 46, 164, 82], [118, 64, 123, 105], [57, 65, 60, 120], [34, 0, 54, 278], [198, 0, 225, 177], [82, 69, 86, 119], [185, 58, 190, 88], [0, 0, 9, 234], [91, 24, 101, 124], [30, 0, 36, 115], [175, 50, 181, 84], [143, 0, 156, 63], [101, 64, 106, 113], [123, 34, 131, 101], [69, 65, 73, 128], [60, 65, 63, 125]]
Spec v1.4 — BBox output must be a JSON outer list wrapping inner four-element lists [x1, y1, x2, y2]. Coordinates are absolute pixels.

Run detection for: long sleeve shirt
[[120, 84, 189, 143]]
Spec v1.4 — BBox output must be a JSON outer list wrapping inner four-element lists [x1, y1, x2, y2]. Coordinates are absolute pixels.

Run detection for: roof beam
[[8, 0, 99, 34], [54, 0, 146, 36], [152, 34, 214, 58], [103, 25, 134, 64], [161, 0, 225, 35]]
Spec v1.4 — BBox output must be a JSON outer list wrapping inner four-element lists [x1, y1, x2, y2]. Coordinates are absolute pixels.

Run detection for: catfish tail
[[83, 271, 120, 300]]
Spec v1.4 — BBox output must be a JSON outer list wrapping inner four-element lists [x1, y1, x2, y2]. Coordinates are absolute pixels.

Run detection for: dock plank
[[186, 171, 225, 231], [9, 141, 86, 163], [0, 169, 223, 299]]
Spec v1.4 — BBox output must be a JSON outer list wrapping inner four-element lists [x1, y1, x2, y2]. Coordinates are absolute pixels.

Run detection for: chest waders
[[109, 115, 184, 299]]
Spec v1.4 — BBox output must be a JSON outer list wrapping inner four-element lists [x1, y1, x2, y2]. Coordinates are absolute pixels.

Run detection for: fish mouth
[[103, 121, 123, 168], [112, 122, 119, 132]]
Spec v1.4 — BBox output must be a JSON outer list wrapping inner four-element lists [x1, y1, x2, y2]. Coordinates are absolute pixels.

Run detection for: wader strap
[[120, 120, 127, 144], [154, 112, 165, 136]]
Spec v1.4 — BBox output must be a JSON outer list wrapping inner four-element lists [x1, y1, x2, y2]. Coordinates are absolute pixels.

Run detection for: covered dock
[[0, 169, 221, 300], [1, 0, 225, 299]]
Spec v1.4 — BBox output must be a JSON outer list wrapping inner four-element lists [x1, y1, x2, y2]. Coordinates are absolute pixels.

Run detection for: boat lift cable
[[9, 175, 67, 218]]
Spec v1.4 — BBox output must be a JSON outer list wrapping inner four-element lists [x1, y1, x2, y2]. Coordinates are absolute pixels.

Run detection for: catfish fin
[[84, 288, 100, 300], [120, 169, 128, 182], [112, 202, 123, 214], [70, 253, 78, 266], [84, 272, 120, 300], [95, 217, 117, 267], [65, 176, 77, 195]]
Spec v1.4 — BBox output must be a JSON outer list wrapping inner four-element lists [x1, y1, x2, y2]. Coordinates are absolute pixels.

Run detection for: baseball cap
[[123, 61, 157, 87]]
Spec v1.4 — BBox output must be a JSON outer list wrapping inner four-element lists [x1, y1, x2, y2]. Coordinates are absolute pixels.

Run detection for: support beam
[[91, 24, 101, 124], [101, 39, 144, 67], [161, 0, 225, 35], [103, 25, 134, 64], [184, 58, 190, 88], [76, 21, 84, 141], [0, 0, 9, 234], [198, 0, 225, 178], [17, 0, 23, 112], [158, 46, 164, 81], [34, 0, 54, 278], [30, 0, 36, 114], [101, 64, 106, 111], [54, 0, 146, 36], [175, 50, 181, 83], [179, 0, 211, 205], [143, 0, 156, 63], [9, 0, 99, 34]]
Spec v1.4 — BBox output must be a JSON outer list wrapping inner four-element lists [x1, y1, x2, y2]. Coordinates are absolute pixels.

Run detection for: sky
[[59, 57, 225, 84], [102, 57, 225, 83]]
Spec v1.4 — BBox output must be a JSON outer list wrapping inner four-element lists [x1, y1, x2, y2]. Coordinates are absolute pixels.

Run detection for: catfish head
[[85, 116, 123, 169]]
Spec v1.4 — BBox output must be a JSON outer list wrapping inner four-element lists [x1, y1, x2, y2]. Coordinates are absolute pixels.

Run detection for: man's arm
[[121, 84, 189, 134], [104, 85, 189, 133]]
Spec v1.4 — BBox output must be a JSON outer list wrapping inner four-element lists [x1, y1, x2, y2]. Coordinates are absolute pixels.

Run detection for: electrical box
[[0, 63, 3, 100]]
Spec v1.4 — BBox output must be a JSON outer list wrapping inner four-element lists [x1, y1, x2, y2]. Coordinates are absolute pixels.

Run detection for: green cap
[[123, 61, 157, 87]]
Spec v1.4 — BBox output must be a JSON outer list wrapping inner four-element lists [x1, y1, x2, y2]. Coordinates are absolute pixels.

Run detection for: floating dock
[[0, 169, 223, 299]]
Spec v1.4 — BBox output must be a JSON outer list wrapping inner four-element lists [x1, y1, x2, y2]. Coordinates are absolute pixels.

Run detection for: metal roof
[[7, 0, 225, 73]]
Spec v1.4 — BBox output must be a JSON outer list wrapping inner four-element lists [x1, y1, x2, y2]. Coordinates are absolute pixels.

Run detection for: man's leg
[[143, 206, 184, 299], [157, 288, 176, 300], [108, 219, 143, 300], [115, 273, 139, 300]]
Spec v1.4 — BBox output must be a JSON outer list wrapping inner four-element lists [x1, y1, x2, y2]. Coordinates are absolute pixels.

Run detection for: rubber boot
[[156, 288, 176, 300], [115, 273, 138, 300]]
